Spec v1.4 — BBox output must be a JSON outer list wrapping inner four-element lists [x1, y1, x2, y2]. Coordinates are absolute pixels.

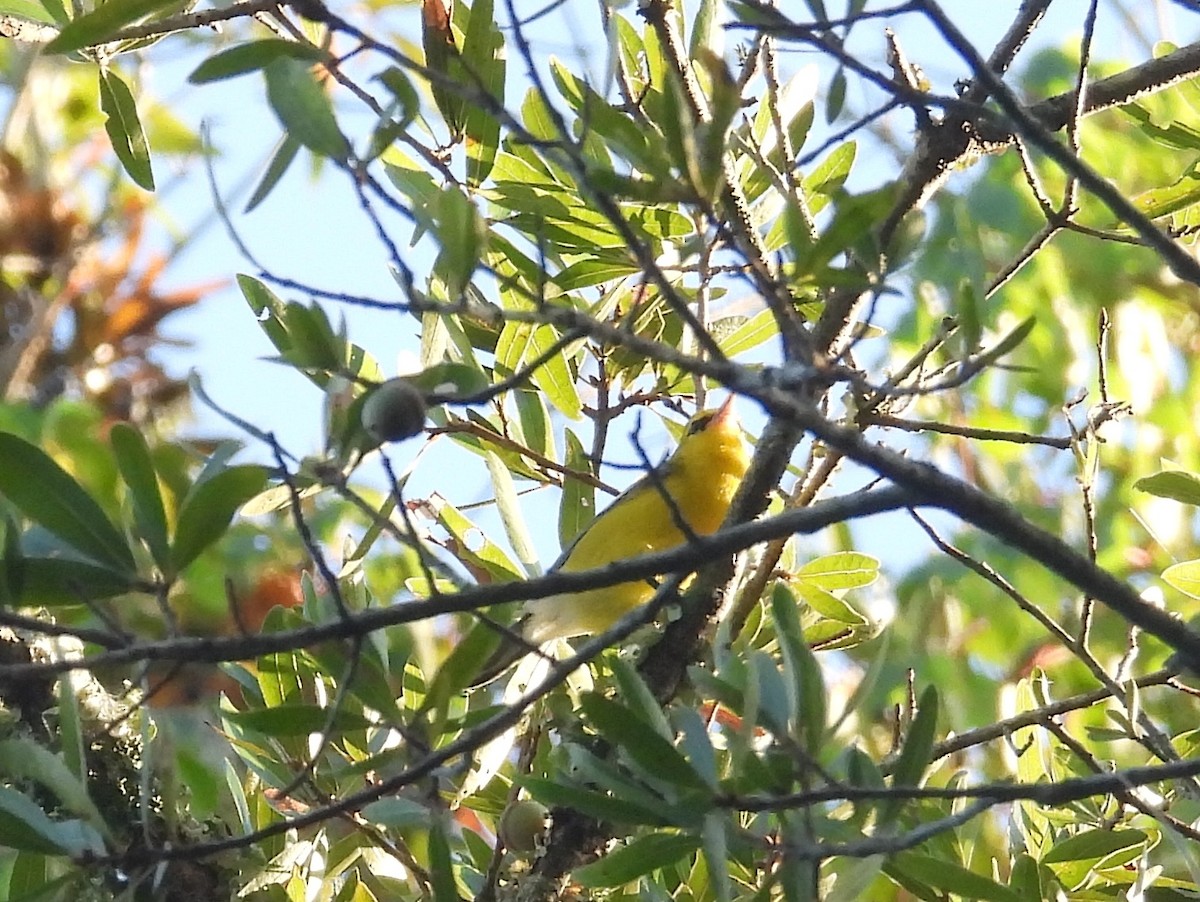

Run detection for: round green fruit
[[498, 799, 549, 853], [361, 378, 427, 443]]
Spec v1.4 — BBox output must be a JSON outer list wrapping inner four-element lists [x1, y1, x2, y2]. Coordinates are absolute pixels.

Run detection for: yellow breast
[[524, 405, 750, 642]]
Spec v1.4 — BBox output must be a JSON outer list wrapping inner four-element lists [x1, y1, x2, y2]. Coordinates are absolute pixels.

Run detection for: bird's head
[[673, 395, 751, 479]]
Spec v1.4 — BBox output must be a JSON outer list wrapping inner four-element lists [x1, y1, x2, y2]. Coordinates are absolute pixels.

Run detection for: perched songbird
[[474, 397, 751, 685]]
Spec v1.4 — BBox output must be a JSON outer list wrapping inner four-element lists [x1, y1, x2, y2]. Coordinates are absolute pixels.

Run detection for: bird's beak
[[712, 395, 738, 427]]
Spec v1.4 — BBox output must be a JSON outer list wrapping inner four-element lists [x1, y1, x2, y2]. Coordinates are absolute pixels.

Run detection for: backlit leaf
[[98, 67, 154, 191], [172, 465, 269, 572], [0, 432, 134, 573]]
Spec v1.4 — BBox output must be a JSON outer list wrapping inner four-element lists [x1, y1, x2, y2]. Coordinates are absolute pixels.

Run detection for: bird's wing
[[548, 453, 675, 571]]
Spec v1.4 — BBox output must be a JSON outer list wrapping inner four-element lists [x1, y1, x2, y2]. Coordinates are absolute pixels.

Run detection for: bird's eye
[[686, 413, 714, 436]]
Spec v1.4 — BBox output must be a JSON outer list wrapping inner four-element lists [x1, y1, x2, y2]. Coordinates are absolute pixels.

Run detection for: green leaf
[[1163, 559, 1200, 600], [580, 693, 708, 792], [0, 787, 104, 857], [425, 614, 508, 706], [110, 423, 171, 573], [771, 583, 826, 747], [385, 150, 445, 238], [743, 66, 817, 201], [460, 0, 504, 187], [245, 133, 301, 212], [796, 552, 880, 592], [1, 511, 25, 605], [891, 853, 1019, 902], [238, 273, 290, 349], [424, 494, 524, 582], [0, 432, 134, 574], [287, 305, 341, 374], [443, 411, 543, 482], [486, 451, 539, 576], [377, 67, 420, 130], [1007, 853, 1042, 900], [790, 189, 890, 277], [0, 0, 55, 24], [882, 685, 938, 825], [718, 309, 779, 357], [1134, 162, 1200, 220], [171, 464, 269, 572], [610, 658, 673, 740], [749, 649, 792, 736], [1043, 828, 1149, 890], [0, 738, 109, 839], [189, 40, 324, 84], [803, 141, 857, 212], [1135, 470, 1200, 506], [44, 0, 177, 51], [552, 258, 640, 292], [174, 745, 221, 820], [521, 776, 673, 827], [793, 580, 867, 626], [1043, 828, 1148, 863], [549, 62, 658, 177], [98, 67, 154, 191], [264, 56, 349, 161], [672, 707, 719, 791], [407, 361, 490, 401], [689, 0, 720, 56], [574, 832, 701, 888], [11, 540, 135, 606], [826, 66, 847, 121], [247, 297, 367, 388], [433, 184, 483, 297], [512, 388, 553, 462], [7, 852, 57, 899], [428, 817, 458, 902], [826, 854, 886, 902], [494, 322, 582, 420], [57, 679, 85, 784], [1122, 101, 1200, 152], [38, 0, 66, 24], [422, 0, 465, 142], [559, 428, 595, 549], [361, 797, 431, 829], [223, 704, 372, 735], [980, 314, 1036, 364], [700, 812, 732, 902]]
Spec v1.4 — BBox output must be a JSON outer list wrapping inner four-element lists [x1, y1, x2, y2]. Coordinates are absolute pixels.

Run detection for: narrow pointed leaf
[[461, 0, 503, 186], [171, 465, 269, 572], [98, 67, 154, 190], [485, 451, 540, 576], [189, 40, 324, 84], [45, 0, 176, 51], [558, 428, 595, 548], [110, 423, 171, 573], [245, 133, 301, 212], [892, 853, 1019, 902], [575, 832, 701, 888], [422, 0, 464, 141], [0, 432, 133, 573], [580, 693, 707, 791], [1135, 470, 1200, 506], [882, 685, 938, 824], [264, 57, 349, 161], [0, 738, 109, 838], [521, 776, 671, 826]]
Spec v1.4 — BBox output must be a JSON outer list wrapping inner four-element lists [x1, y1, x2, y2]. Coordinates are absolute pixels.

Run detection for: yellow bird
[[475, 396, 751, 684]]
